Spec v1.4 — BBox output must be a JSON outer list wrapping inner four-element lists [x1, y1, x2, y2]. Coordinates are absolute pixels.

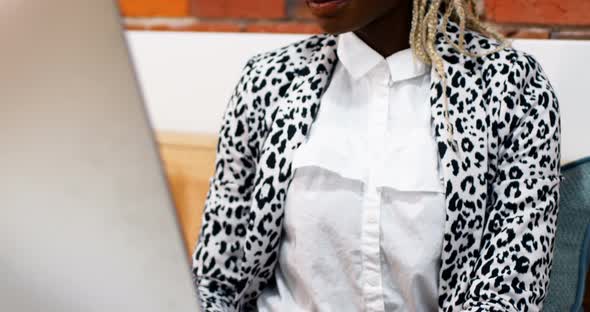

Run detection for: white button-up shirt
[[257, 32, 446, 312]]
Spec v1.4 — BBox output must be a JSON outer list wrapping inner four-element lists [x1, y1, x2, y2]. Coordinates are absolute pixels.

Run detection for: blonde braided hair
[[409, 0, 510, 151]]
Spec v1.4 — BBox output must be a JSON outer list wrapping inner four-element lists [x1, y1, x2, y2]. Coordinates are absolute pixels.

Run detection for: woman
[[193, 0, 562, 311]]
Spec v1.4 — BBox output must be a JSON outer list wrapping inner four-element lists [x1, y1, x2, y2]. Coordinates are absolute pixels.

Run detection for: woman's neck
[[353, 2, 412, 58]]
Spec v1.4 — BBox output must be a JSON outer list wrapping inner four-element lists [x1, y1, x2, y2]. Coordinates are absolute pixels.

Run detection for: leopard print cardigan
[[192, 18, 562, 312]]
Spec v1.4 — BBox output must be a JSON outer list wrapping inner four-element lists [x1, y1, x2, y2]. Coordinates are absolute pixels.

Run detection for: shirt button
[[367, 214, 377, 224], [387, 79, 394, 88], [368, 275, 379, 287]]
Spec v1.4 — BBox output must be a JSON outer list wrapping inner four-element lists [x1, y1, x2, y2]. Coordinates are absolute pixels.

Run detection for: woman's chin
[[314, 18, 358, 35]]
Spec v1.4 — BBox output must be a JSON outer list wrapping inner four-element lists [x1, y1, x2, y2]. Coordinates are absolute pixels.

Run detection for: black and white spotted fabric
[[192, 17, 562, 312]]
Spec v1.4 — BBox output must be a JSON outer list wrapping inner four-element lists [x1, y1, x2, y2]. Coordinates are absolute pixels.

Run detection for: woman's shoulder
[[440, 22, 557, 117], [225, 33, 338, 129], [460, 28, 545, 77], [237, 34, 337, 88], [232, 33, 338, 106], [439, 20, 544, 76], [246, 34, 337, 69], [443, 26, 554, 107]]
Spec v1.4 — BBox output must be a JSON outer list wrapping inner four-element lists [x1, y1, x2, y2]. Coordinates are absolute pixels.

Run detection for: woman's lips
[[306, 0, 350, 17]]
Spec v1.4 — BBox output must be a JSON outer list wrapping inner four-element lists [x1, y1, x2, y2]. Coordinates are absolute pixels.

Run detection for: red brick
[[118, 0, 189, 17], [496, 27, 551, 39], [551, 29, 590, 40], [153, 22, 243, 32], [124, 23, 149, 31], [192, 0, 286, 19], [245, 22, 322, 34], [485, 0, 590, 26], [124, 20, 243, 32]]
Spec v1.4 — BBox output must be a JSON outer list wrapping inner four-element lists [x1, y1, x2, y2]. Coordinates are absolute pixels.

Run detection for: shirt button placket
[[387, 73, 395, 88], [361, 68, 389, 312]]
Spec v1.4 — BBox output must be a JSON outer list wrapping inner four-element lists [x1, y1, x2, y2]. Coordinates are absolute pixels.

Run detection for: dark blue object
[[544, 156, 590, 312]]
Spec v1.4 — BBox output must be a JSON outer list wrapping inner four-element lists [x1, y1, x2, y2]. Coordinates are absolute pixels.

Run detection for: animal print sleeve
[[192, 58, 259, 312], [461, 54, 562, 311]]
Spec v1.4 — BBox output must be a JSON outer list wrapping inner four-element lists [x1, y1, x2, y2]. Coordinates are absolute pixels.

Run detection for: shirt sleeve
[[461, 53, 562, 311], [192, 57, 260, 312]]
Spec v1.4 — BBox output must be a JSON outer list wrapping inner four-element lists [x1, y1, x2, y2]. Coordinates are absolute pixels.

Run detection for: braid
[[409, 0, 510, 152]]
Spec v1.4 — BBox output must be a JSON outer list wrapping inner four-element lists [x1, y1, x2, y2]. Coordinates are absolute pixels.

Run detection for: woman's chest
[[281, 62, 448, 254]]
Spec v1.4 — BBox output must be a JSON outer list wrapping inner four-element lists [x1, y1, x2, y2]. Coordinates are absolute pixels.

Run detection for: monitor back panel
[[0, 1, 199, 311]]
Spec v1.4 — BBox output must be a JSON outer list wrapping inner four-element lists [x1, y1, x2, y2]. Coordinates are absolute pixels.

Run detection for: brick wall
[[120, 0, 590, 40]]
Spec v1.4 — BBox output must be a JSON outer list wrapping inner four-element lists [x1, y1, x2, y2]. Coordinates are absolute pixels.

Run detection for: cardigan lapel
[[237, 35, 339, 305], [429, 26, 491, 309]]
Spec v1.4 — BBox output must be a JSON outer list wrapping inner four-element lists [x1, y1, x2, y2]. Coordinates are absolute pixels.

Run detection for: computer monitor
[[0, 1, 200, 311]]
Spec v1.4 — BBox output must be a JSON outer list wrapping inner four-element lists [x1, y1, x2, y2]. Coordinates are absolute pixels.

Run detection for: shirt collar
[[337, 32, 429, 82]]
